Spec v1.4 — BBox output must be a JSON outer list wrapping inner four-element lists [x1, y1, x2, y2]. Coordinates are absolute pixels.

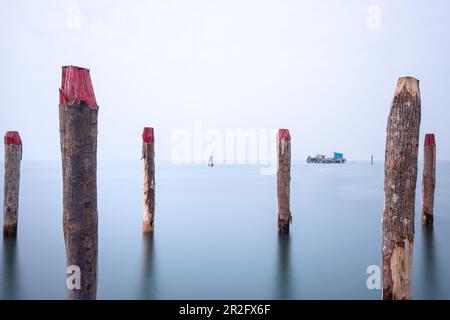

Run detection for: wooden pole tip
[[60, 66, 98, 108], [278, 129, 291, 141], [4, 131, 22, 145], [425, 134, 436, 147], [395, 76, 420, 99], [142, 127, 154, 143]]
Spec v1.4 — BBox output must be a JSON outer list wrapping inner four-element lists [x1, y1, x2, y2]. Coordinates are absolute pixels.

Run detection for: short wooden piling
[[59, 66, 98, 300], [422, 134, 436, 225], [3, 131, 22, 237], [277, 129, 291, 233], [142, 127, 155, 233], [382, 77, 421, 300]]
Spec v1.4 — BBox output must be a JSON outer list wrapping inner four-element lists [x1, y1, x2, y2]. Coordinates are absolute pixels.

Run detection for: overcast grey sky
[[1, 0, 449, 162]]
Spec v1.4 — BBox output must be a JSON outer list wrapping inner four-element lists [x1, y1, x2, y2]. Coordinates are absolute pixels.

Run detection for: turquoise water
[[1, 161, 450, 299]]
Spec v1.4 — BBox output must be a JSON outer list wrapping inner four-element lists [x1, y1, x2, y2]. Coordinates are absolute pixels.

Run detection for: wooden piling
[[422, 134, 436, 225], [277, 129, 291, 233], [3, 131, 22, 237], [59, 66, 98, 300], [142, 127, 155, 233], [382, 77, 421, 300]]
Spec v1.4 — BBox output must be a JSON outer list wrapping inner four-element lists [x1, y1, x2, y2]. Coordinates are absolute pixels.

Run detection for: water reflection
[[275, 233, 292, 299], [2, 236, 19, 299], [141, 232, 157, 299], [421, 225, 439, 298]]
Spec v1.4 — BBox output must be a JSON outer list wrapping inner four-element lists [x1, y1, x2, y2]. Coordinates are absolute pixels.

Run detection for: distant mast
[[208, 155, 214, 167]]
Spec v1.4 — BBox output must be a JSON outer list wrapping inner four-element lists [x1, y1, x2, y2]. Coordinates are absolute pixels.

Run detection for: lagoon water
[[1, 161, 450, 300]]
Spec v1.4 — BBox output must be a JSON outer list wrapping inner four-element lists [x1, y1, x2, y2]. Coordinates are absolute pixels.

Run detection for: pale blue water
[[1, 161, 450, 299]]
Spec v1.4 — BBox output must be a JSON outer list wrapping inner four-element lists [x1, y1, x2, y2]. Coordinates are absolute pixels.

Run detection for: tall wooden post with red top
[[422, 134, 436, 225], [142, 127, 155, 233], [3, 131, 22, 237], [277, 129, 291, 233], [59, 66, 98, 300]]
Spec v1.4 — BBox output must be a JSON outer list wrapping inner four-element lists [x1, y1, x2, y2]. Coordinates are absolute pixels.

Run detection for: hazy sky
[[1, 0, 449, 162]]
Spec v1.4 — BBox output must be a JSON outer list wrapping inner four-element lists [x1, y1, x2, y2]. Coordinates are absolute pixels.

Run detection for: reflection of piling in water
[[59, 66, 99, 300], [277, 129, 292, 233], [422, 134, 436, 225], [3, 131, 22, 237], [141, 233, 157, 299], [276, 233, 291, 299], [2, 237, 19, 299], [142, 127, 155, 233], [421, 225, 438, 297], [382, 77, 421, 300]]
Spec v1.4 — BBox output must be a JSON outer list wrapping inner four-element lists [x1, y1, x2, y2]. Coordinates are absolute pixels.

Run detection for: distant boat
[[307, 152, 346, 164], [208, 155, 214, 167]]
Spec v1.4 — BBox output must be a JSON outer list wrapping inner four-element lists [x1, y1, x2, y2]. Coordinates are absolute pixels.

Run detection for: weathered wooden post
[[422, 134, 436, 225], [3, 131, 22, 237], [142, 127, 155, 233], [382, 77, 421, 300], [59, 66, 98, 300], [277, 129, 291, 233]]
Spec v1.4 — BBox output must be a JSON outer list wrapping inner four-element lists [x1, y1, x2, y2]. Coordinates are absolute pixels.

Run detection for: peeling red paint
[[60, 66, 98, 108], [425, 134, 436, 147], [142, 127, 154, 143], [4, 131, 22, 145], [278, 129, 291, 141]]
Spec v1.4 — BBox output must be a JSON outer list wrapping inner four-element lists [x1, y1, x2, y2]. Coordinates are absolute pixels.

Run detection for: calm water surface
[[1, 161, 450, 299]]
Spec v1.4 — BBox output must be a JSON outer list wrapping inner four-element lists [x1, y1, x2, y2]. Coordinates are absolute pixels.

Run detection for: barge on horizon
[[306, 152, 346, 164]]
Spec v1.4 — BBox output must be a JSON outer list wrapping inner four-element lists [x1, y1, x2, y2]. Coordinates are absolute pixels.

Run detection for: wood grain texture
[[382, 77, 421, 300], [277, 131, 291, 233], [422, 143, 436, 225], [3, 144, 22, 236], [142, 142, 155, 232], [59, 102, 98, 300]]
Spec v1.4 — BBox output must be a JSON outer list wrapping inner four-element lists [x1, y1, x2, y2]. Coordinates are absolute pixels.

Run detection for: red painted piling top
[[4, 131, 22, 145], [278, 129, 291, 141], [142, 127, 154, 143], [425, 134, 436, 147], [59, 66, 98, 108]]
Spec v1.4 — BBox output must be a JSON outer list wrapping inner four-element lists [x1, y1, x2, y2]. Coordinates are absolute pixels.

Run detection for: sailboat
[[208, 155, 214, 167]]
